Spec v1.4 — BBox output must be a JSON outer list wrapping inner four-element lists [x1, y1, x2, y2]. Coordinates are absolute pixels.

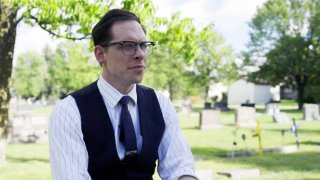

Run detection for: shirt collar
[[97, 76, 137, 108]]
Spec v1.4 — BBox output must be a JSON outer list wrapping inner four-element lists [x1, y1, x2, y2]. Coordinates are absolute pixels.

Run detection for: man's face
[[96, 20, 148, 90]]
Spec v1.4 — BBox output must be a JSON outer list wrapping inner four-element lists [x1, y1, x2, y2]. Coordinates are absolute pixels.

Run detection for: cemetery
[[2, 0, 320, 179], [1, 101, 319, 179], [182, 101, 320, 179]]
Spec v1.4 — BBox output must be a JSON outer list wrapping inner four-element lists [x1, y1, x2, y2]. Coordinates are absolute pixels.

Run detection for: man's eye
[[123, 43, 135, 49], [141, 43, 148, 50]]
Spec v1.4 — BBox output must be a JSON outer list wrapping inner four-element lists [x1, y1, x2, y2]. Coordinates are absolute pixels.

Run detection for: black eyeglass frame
[[99, 41, 156, 56]]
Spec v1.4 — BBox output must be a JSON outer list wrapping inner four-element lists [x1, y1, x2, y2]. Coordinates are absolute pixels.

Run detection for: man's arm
[[49, 96, 91, 180], [155, 92, 198, 180]]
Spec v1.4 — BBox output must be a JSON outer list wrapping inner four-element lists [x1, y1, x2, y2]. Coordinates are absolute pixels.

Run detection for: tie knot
[[119, 96, 131, 106]]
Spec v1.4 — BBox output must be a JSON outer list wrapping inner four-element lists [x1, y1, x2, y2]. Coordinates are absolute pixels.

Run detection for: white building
[[227, 79, 280, 105]]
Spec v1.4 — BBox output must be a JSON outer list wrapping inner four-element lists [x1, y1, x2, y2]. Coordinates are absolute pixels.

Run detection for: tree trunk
[[204, 85, 209, 102], [295, 75, 308, 110], [0, 2, 18, 166], [168, 80, 174, 101]]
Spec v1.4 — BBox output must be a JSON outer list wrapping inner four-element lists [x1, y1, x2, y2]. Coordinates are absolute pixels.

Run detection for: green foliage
[[249, 0, 306, 52], [145, 15, 238, 101], [48, 41, 100, 97], [247, 0, 320, 109], [304, 85, 320, 103], [5, 0, 205, 101], [5, 0, 240, 103], [192, 24, 239, 101], [13, 51, 46, 99], [143, 48, 201, 100], [250, 35, 312, 86], [143, 13, 200, 100], [12, 41, 100, 99], [149, 13, 199, 64], [7, 0, 111, 39], [5, 0, 156, 41]]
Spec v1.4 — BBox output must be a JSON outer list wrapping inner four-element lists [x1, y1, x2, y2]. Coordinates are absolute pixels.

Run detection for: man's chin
[[133, 77, 144, 84]]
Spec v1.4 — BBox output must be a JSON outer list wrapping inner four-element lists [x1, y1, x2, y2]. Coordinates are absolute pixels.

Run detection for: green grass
[[279, 99, 298, 106], [1, 105, 320, 179], [180, 107, 320, 179], [0, 144, 50, 180]]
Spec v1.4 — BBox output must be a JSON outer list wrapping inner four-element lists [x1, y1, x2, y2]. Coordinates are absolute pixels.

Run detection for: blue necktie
[[119, 96, 138, 160]]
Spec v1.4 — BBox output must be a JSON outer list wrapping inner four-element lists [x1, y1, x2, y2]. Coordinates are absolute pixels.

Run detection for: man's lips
[[128, 65, 145, 70]]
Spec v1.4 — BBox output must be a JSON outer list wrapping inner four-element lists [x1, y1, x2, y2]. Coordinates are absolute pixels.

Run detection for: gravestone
[[265, 103, 280, 115], [8, 113, 48, 144], [303, 104, 319, 121], [273, 112, 290, 123], [235, 107, 256, 127], [199, 110, 222, 129]]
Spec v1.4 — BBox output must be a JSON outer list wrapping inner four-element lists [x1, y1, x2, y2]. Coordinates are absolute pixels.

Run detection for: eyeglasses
[[100, 41, 156, 56]]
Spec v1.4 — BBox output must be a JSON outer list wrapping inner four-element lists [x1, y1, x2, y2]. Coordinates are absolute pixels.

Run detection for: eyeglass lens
[[122, 42, 153, 56]]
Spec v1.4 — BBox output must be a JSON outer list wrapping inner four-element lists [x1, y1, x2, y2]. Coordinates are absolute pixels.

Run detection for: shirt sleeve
[[155, 92, 198, 180], [48, 96, 91, 180]]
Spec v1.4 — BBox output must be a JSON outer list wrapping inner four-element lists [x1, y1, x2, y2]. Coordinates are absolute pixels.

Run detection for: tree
[[247, 0, 320, 110], [191, 24, 238, 102], [1, 0, 155, 166], [143, 47, 197, 101], [13, 51, 46, 99], [42, 43, 55, 99], [0, 2, 17, 166], [144, 13, 199, 100], [48, 41, 100, 98]]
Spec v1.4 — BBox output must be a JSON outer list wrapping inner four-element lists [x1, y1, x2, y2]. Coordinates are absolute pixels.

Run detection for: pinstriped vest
[[70, 81, 165, 180]]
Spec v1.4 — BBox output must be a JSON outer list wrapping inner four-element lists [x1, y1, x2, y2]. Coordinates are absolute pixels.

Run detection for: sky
[[14, 0, 266, 59]]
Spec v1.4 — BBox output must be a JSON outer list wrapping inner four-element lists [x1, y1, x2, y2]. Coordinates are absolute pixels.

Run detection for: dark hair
[[92, 9, 146, 46]]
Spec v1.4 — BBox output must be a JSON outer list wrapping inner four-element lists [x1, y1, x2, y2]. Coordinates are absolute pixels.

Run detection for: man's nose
[[133, 45, 145, 60]]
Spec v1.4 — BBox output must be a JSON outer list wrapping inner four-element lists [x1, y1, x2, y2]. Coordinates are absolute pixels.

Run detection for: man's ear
[[94, 45, 106, 65]]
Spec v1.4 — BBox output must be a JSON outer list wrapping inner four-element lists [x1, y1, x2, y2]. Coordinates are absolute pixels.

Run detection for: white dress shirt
[[49, 76, 197, 180]]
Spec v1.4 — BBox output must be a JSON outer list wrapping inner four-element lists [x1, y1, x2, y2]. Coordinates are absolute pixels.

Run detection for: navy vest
[[70, 82, 165, 180]]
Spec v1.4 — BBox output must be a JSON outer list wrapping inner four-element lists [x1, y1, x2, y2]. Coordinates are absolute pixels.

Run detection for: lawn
[[0, 144, 51, 180], [180, 106, 320, 179], [1, 105, 319, 179]]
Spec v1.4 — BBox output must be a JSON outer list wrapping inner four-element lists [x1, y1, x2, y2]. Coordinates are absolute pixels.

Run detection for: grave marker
[[8, 114, 48, 144], [252, 121, 263, 156], [303, 104, 319, 120], [290, 118, 300, 149], [265, 103, 280, 115], [273, 112, 290, 123], [235, 107, 256, 127], [199, 110, 222, 129]]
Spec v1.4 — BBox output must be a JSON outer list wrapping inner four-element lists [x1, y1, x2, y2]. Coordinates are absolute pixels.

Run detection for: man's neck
[[101, 75, 134, 95]]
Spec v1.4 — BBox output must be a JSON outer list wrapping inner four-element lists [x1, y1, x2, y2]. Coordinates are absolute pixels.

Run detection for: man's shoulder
[[136, 84, 154, 91], [69, 81, 98, 98], [137, 85, 171, 105], [51, 95, 78, 116]]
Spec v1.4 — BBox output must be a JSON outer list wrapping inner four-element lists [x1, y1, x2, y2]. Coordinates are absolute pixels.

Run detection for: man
[[49, 9, 197, 180]]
